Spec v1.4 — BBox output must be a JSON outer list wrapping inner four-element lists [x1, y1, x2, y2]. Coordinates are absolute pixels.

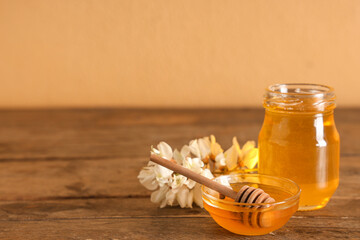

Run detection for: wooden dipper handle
[[150, 154, 238, 200]]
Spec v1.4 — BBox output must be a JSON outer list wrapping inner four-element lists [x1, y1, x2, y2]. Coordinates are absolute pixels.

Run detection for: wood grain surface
[[0, 108, 359, 239]]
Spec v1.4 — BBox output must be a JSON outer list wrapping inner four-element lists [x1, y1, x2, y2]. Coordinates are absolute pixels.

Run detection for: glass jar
[[258, 83, 340, 211]]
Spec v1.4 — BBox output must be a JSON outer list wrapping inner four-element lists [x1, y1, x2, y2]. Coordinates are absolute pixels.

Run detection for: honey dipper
[[150, 154, 275, 209]]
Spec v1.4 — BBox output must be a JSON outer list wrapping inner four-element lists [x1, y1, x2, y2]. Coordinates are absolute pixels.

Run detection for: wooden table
[[0, 109, 358, 239]]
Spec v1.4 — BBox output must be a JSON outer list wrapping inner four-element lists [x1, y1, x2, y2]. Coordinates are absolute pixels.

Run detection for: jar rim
[[267, 83, 334, 96], [264, 83, 336, 112]]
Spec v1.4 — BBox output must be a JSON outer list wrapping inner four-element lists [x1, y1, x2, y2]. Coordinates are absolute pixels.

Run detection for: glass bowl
[[202, 173, 301, 236]]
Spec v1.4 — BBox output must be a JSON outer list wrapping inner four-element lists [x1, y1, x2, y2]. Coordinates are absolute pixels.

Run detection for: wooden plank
[[0, 197, 358, 221], [0, 109, 358, 161], [0, 158, 135, 201], [0, 155, 358, 201], [0, 198, 207, 220], [0, 196, 358, 238], [0, 217, 358, 240], [0, 109, 357, 239]]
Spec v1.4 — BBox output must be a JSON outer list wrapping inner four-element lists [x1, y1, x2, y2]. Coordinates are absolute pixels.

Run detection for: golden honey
[[203, 183, 298, 235], [202, 174, 300, 235], [258, 84, 340, 211]]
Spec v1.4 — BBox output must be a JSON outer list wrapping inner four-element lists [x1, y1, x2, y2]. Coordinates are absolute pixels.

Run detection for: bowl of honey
[[202, 173, 300, 236]]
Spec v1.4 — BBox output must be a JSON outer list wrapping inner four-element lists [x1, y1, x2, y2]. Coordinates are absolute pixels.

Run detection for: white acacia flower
[[167, 167, 214, 208], [180, 145, 191, 158], [224, 137, 241, 171], [205, 175, 231, 200], [151, 185, 169, 208], [156, 141, 173, 160], [241, 141, 259, 169], [173, 145, 191, 165], [176, 185, 193, 208], [150, 142, 174, 187], [164, 174, 187, 206], [139, 136, 257, 209], [215, 152, 226, 170], [241, 141, 255, 158], [193, 169, 214, 207], [183, 157, 204, 174], [224, 146, 238, 171], [137, 166, 158, 190], [170, 174, 187, 189], [184, 179, 196, 190], [189, 140, 201, 158], [198, 137, 211, 159], [189, 137, 211, 159], [243, 147, 259, 169], [201, 168, 214, 179], [154, 164, 173, 187], [165, 189, 178, 206], [173, 149, 183, 165], [181, 157, 203, 190], [210, 135, 223, 159], [193, 183, 203, 207], [218, 177, 231, 188]]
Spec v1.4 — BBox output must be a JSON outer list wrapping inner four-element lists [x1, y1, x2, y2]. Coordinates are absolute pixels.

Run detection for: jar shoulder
[[258, 112, 340, 142]]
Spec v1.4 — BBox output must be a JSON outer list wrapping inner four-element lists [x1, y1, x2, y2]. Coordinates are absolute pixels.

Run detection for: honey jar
[[258, 83, 340, 211]]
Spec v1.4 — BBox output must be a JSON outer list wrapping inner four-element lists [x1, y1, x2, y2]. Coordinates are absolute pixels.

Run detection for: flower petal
[[232, 137, 243, 160], [137, 168, 158, 190], [183, 157, 203, 174], [160, 198, 167, 208], [150, 146, 160, 155], [154, 164, 173, 187], [166, 190, 176, 206], [157, 141, 173, 160], [218, 177, 231, 188], [193, 183, 203, 208], [243, 148, 259, 169], [225, 146, 238, 171], [176, 186, 189, 208], [215, 153, 226, 165], [171, 174, 186, 190], [187, 189, 194, 208], [198, 137, 211, 159], [180, 145, 191, 158], [210, 135, 223, 159], [201, 168, 214, 179], [185, 179, 196, 189], [242, 141, 255, 156], [173, 149, 183, 165], [189, 140, 201, 158], [151, 185, 169, 204]]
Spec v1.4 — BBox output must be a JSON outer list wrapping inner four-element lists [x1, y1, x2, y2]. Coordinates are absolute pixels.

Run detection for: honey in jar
[[258, 83, 340, 211]]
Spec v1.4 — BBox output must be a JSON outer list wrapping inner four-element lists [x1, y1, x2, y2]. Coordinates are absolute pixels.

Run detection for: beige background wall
[[0, 0, 359, 108]]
